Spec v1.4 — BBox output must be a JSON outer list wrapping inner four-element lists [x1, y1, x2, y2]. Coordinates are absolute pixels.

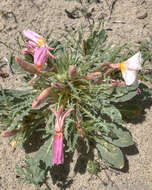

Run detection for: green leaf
[[111, 90, 138, 103], [101, 105, 123, 124], [103, 124, 134, 147], [96, 139, 124, 169], [16, 155, 46, 190], [111, 82, 139, 103], [98, 29, 106, 42], [34, 136, 53, 168], [87, 160, 100, 175]]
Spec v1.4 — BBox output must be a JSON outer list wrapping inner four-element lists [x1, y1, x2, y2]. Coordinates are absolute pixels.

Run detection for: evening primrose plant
[[0, 26, 151, 189]]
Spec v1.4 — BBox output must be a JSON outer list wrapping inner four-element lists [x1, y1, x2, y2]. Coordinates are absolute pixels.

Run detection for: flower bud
[[1, 129, 18, 137], [32, 87, 52, 108], [68, 65, 77, 79], [85, 72, 101, 80], [15, 56, 48, 77]]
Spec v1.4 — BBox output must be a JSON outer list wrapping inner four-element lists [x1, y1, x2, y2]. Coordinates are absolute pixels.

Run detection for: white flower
[[120, 52, 142, 85]]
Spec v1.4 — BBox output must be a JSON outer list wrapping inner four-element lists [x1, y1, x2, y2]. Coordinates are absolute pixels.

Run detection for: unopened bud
[[110, 63, 120, 69], [68, 65, 77, 79], [109, 80, 125, 87], [15, 56, 48, 77], [1, 129, 18, 137], [76, 122, 84, 138], [85, 72, 101, 80], [32, 87, 52, 108]]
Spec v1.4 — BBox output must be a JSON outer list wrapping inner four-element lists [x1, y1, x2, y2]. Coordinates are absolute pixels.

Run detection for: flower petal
[[50, 105, 64, 132], [122, 69, 137, 85], [126, 52, 142, 70], [53, 134, 64, 165], [60, 108, 73, 128], [50, 105, 64, 120], [27, 40, 38, 50], [23, 30, 42, 43], [34, 47, 48, 70]]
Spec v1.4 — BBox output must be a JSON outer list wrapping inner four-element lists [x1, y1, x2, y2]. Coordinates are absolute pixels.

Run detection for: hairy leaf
[[34, 136, 53, 168], [96, 139, 124, 169], [101, 105, 123, 124], [103, 124, 134, 147]]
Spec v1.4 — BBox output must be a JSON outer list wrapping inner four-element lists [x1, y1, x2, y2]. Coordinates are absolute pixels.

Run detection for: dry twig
[[105, 0, 118, 20]]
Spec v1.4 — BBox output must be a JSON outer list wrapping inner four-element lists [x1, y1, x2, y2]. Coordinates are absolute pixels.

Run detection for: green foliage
[[34, 137, 53, 168], [16, 155, 47, 190], [110, 82, 139, 103], [138, 36, 152, 83], [1, 23, 152, 188], [96, 139, 124, 169], [101, 105, 122, 124], [87, 160, 100, 175], [102, 123, 134, 147], [0, 88, 34, 129]]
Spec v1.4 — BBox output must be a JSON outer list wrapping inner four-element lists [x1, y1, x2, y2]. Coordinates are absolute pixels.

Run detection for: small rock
[[136, 11, 148, 19]]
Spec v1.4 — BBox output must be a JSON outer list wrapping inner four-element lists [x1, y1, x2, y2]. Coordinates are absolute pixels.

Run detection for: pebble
[[136, 11, 148, 19]]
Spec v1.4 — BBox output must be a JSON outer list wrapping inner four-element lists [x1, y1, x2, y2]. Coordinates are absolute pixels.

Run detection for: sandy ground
[[0, 0, 152, 189]]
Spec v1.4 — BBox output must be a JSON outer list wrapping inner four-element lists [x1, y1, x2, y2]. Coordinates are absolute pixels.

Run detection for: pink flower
[[22, 40, 38, 55], [23, 30, 47, 48], [34, 47, 48, 70], [53, 133, 64, 165], [50, 105, 73, 165], [22, 30, 56, 70]]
